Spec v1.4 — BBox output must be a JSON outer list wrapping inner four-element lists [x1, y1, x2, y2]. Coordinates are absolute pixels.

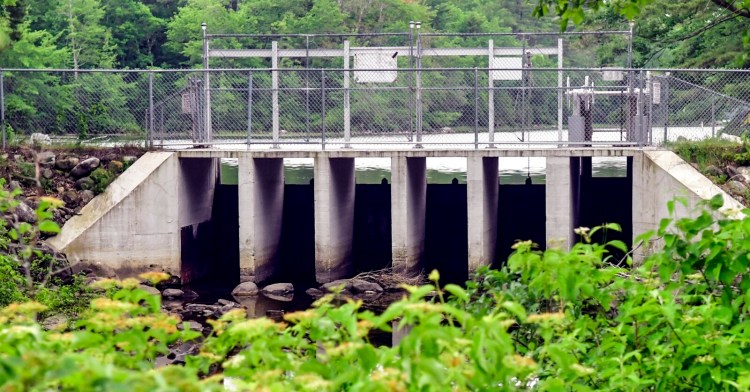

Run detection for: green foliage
[[2, 197, 750, 389], [89, 167, 114, 193], [0, 256, 27, 307], [670, 137, 750, 170]]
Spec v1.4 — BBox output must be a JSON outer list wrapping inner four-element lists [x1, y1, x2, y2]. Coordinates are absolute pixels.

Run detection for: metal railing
[[1, 67, 750, 149]]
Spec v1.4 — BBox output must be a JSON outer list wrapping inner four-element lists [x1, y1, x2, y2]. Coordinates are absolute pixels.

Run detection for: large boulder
[[138, 284, 161, 296], [231, 281, 259, 296], [162, 288, 184, 298], [55, 156, 79, 171], [261, 283, 294, 295], [350, 278, 383, 293], [321, 279, 351, 291], [726, 180, 749, 196], [71, 157, 101, 178], [736, 166, 750, 182]]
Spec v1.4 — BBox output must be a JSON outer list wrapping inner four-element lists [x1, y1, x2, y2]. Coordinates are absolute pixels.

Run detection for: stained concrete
[[545, 157, 574, 249], [467, 156, 499, 271], [48, 152, 181, 277], [314, 157, 356, 283], [391, 157, 426, 276], [238, 157, 284, 283]]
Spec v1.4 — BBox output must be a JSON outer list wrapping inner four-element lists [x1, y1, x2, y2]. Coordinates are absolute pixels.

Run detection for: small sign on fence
[[182, 93, 192, 114], [353, 53, 398, 83], [652, 82, 661, 104], [491, 57, 522, 81]]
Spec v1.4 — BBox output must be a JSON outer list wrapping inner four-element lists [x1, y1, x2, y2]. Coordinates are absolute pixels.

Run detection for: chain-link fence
[[2, 67, 750, 149]]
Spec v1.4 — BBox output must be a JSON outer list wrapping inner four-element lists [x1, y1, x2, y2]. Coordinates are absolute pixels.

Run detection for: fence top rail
[[206, 32, 409, 39], [2, 67, 750, 73], [418, 30, 632, 37]]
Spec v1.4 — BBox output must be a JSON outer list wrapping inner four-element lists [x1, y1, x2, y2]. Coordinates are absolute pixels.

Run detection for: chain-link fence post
[[663, 73, 670, 144], [474, 67, 479, 150], [487, 39, 495, 148], [408, 22, 415, 142], [343, 39, 351, 148], [711, 95, 716, 138], [637, 70, 645, 146], [648, 71, 653, 145], [321, 69, 326, 150], [0, 70, 5, 149], [272, 41, 280, 149], [148, 72, 154, 148], [247, 70, 253, 146], [414, 22, 423, 149], [305, 36, 311, 142]]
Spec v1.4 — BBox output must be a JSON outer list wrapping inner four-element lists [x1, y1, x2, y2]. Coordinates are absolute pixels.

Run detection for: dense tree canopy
[[0, 0, 745, 69]]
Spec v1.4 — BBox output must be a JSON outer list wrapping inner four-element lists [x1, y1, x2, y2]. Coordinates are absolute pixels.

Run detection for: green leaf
[[502, 301, 527, 321], [38, 220, 61, 234], [444, 284, 469, 302]]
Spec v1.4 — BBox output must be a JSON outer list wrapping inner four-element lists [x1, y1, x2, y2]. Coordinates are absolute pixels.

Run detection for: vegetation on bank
[[670, 137, 750, 205], [2, 160, 750, 390]]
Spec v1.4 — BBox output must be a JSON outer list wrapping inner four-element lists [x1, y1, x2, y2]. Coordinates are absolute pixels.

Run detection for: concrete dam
[[47, 148, 742, 285]]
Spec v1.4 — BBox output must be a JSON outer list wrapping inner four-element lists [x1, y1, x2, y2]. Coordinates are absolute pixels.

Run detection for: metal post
[[1, 71, 5, 149], [474, 67, 479, 150], [305, 35, 310, 142], [272, 41, 280, 148], [638, 70, 645, 146], [711, 95, 716, 138], [202, 23, 211, 146], [343, 40, 351, 148], [321, 69, 326, 150], [557, 37, 564, 145], [148, 72, 154, 148], [488, 39, 495, 148], [627, 22, 634, 100], [647, 71, 653, 145], [247, 71, 253, 146], [415, 22, 423, 148], [663, 73, 670, 144], [408, 22, 414, 142], [521, 38, 526, 142]]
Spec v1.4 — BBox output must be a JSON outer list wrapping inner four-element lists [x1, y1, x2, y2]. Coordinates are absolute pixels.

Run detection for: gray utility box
[[568, 115, 587, 143]]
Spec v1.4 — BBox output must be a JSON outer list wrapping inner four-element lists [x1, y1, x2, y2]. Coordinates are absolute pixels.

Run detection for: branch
[[711, 0, 750, 18]]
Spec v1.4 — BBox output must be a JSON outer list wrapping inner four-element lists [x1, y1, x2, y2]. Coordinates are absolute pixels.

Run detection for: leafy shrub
[[89, 168, 115, 193]]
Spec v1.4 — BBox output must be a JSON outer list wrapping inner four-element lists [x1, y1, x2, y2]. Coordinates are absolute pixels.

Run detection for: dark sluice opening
[[424, 183, 468, 285], [276, 184, 316, 287], [577, 157, 633, 264], [353, 183, 392, 273], [495, 184, 546, 267], [183, 184, 240, 299]]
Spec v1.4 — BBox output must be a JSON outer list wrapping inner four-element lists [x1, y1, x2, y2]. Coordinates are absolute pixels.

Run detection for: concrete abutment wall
[[48, 148, 742, 284]]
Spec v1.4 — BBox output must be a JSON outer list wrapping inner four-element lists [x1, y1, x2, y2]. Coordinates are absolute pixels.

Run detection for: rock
[[80, 190, 95, 204], [13, 154, 22, 162], [70, 157, 100, 178], [56, 186, 65, 194], [75, 177, 95, 191], [15, 202, 36, 223], [62, 190, 81, 206], [138, 284, 161, 296], [217, 299, 239, 307], [231, 281, 259, 296], [42, 314, 68, 331], [364, 290, 377, 296], [239, 275, 255, 283], [38, 152, 56, 167], [737, 166, 750, 182], [264, 293, 293, 302], [55, 156, 79, 171], [30, 133, 51, 145], [9, 180, 21, 191], [305, 288, 324, 296], [42, 168, 54, 179], [102, 153, 118, 163], [122, 156, 137, 164], [162, 288, 184, 298], [350, 279, 383, 293], [108, 160, 124, 172], [322, 279, 351, 291], [261, 283, 294, 295], [726, 165, 738, 179], [726, 180, 749, 196], [177, 320, 203, 332], [704, 165, 724, 178]]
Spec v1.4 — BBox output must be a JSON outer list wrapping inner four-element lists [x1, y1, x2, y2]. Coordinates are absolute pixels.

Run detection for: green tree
[[58, 0, 116, 69]]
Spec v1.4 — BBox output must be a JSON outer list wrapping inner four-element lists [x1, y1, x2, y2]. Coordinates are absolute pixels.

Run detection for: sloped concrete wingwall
[[47, 152, 218, 279], [632, 150, 744, 259]]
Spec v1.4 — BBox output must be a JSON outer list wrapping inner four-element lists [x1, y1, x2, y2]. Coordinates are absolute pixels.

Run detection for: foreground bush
[[1, 196, 749, 391]]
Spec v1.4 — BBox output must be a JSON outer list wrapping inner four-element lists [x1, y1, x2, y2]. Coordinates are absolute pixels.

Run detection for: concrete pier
[[391, 157, 427, 276], [467, 156, 499, 270], [314, 157, 356, 283], [238, 157, 284, 282], [545, 157, 575, 249]]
